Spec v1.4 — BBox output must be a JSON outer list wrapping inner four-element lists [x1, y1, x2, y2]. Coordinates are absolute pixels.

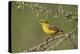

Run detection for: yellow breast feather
[[42, 23, 56, 34]]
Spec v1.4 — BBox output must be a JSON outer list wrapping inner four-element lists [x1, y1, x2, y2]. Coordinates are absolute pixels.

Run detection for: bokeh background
[[11, 1, 78, 52]]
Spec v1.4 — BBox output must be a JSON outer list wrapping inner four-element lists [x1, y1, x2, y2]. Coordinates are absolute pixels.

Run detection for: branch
[[23, 28, 77, 52]]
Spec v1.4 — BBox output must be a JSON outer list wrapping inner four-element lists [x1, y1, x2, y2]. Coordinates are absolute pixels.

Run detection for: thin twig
[[24, 28, 77, 52]]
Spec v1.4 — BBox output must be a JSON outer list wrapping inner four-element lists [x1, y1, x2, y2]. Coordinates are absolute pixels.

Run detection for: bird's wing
[[48, 24, 63, 32]]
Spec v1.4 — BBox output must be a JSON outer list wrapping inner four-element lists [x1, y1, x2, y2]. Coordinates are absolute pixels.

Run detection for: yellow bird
[[40, 19, 64, 36]]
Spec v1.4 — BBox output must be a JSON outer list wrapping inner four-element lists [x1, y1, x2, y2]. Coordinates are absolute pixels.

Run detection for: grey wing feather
[[48, 24, 63, 32]]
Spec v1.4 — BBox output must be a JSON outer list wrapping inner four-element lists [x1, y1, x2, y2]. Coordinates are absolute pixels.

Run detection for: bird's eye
[[40, 20, 44, 22], [41, 21, 44, 22]]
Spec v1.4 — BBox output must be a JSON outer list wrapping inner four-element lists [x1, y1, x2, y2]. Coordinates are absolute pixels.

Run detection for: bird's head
[[40, 19, 48, 24]]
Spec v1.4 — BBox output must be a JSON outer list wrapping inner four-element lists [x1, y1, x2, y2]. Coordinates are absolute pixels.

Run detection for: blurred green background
[[11, 1, 78, 52]]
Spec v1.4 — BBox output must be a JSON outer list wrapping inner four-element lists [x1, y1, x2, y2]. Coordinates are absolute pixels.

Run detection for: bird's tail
[[58, 30, 65, 34]]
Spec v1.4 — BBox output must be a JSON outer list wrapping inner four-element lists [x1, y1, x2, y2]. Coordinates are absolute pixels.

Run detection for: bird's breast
[[42, 24, 56, 34]]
